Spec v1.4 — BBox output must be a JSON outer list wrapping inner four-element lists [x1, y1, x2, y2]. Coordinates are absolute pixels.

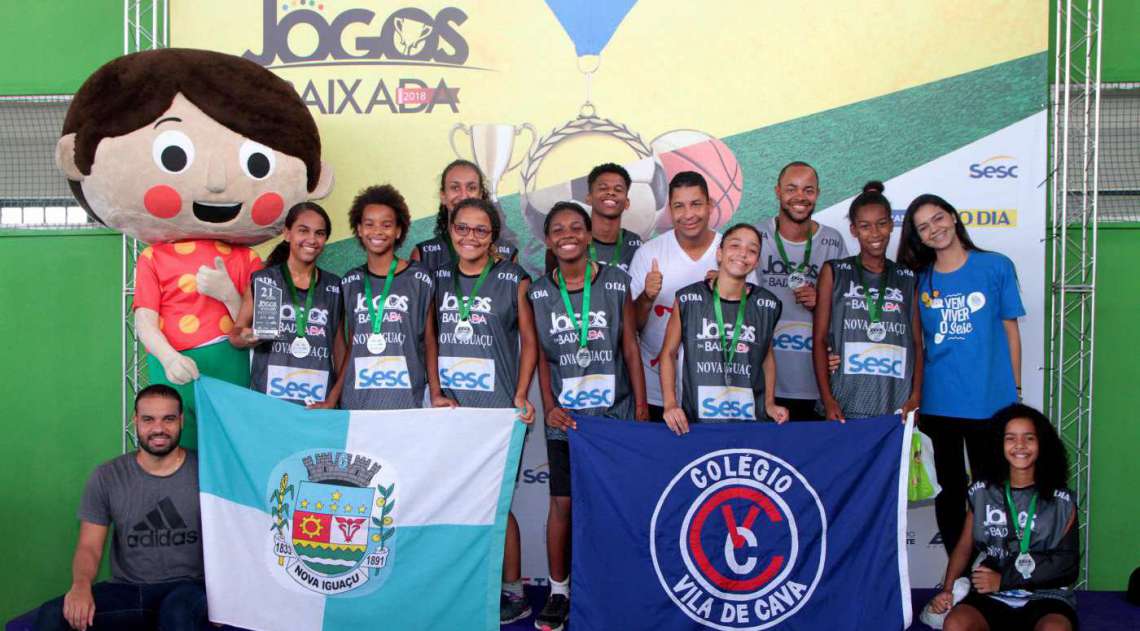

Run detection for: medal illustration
[[787, 271, 808, 290]]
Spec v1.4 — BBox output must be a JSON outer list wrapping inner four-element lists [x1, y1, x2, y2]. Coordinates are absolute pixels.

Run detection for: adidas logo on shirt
[[126, 497, 199, 548]]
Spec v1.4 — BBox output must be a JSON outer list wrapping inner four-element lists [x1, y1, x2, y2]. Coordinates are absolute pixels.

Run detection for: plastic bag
[[908, 429, 941, 502]]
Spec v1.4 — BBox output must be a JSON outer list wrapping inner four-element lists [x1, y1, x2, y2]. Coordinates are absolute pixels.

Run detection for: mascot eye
[[151, 130, 195, 174], [239, 140, 276, 180]]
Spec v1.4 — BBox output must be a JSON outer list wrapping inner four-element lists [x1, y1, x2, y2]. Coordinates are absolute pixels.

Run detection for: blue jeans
[[33, 580, 210, 631]]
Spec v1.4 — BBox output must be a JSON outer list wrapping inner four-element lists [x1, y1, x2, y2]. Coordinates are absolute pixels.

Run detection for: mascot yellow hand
[[56, 48, 332, 445]]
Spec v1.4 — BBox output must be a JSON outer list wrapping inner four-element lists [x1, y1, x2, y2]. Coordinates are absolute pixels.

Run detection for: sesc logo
[[438, 356, 495, 392], [651, 449, 826, 629], [267, 366, 330, 402], [521, 462, 550, 485], [698, 386, 756, 421], [968, 155, 1019, 179], [558, 374, 616, 410], [354, 355, 412, 390], [843, 342, 906, 379], [772, 321, 812, 353]]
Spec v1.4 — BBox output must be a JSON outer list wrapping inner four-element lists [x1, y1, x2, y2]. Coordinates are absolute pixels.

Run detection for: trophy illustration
[[449, 123, 537, 201]]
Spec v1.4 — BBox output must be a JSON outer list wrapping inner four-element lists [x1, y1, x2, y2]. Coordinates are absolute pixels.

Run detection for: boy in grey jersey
[[338, 262, 436, 409], [34, 386, 208, 631], [543, 163, 643, 274], [755, 162, 848, 420], [660, 224, 787, 432]]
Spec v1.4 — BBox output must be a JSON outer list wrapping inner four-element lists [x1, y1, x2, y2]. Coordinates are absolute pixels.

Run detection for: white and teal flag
[[194, 377, 525, 630]]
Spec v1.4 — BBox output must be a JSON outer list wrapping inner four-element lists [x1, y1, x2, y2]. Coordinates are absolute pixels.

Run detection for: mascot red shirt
[[56, 48, 332, 442]]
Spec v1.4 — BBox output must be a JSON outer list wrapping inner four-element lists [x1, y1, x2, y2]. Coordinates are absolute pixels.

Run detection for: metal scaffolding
[[122, 1, 168, 452], [1048, 0, 1102, 588]]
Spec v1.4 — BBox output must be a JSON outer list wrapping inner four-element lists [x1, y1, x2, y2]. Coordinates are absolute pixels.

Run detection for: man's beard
[[139, 431, 180, 457]]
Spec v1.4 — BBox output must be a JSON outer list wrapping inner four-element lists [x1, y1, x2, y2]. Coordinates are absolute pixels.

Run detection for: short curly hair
[[348, 184, 411, 250]]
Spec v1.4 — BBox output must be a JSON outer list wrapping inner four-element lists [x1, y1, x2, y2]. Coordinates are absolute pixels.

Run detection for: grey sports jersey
[[529, 264, 634, 440], [592, 229, 642, 272], [416, 236, 518, 272], [339, 262, 434, 410], [969, 482, 1078, 608], [434, 258, 527, 408], [825, 257, 917, 418], [677, 280, 782, 423], [756, 218, 848, 400], [249, 266, 342, 405]]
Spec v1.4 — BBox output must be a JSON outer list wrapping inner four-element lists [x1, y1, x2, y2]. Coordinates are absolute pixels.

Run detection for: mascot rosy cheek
[[56, 48, 332, 439]]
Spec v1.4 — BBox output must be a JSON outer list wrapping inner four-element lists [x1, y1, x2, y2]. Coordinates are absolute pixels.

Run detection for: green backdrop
[[1, 0, 1139, 622]]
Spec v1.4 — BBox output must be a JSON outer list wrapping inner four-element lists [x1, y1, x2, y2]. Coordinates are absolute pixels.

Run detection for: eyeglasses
[[452, 223, 492, 239]]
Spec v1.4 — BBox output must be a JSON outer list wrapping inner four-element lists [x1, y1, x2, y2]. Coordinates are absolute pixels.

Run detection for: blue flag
[[194, 377, 525, 631], [569, 415, 912, 630]]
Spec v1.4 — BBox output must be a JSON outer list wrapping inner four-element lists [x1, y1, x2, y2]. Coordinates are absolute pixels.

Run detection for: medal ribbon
[[453, 258, 493, 322], [773, 218, 814, 274], [588, 236, 623, 266], [556, 263, 593, 352], [713, 279, 748, 369], [1005, 482, 1039, 556], [281, 264, 316, 340], [855, 258, 890, 323], [363, 257, 399, 335]]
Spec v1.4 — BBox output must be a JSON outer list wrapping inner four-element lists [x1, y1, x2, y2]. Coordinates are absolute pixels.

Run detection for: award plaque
[[252, 277, 283, 340]]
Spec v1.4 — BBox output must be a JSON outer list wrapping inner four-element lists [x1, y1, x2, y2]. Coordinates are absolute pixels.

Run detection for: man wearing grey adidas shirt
[[34, 386, 207, 631], [756, 162, 848, 420]]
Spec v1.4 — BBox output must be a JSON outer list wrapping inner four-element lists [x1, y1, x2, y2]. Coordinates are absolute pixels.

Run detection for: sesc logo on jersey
[[354, 356, 412, 390], [267, 366, 330, 402], [843, 342, 906, 379], [558, 374, 616, 410], [438, 356, 496, 392], [772, 320, 812, 353], [698, 385, 756, 421]]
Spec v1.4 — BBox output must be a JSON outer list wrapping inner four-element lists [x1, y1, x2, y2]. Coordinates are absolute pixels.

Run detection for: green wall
[[0, 0, 121, 94], [1087, 225, 1140, 589], [0, 230, 121, 620]]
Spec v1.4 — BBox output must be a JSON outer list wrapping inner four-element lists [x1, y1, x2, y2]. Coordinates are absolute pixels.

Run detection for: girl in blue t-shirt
[[898, 193, 1026, 558]]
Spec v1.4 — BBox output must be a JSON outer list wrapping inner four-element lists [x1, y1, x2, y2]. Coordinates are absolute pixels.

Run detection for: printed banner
[[194, 377, 525, 631], [569, 415, 912, 630]]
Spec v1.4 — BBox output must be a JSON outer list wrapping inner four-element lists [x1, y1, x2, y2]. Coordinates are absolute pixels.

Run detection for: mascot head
[[56, 48, 332, 245]]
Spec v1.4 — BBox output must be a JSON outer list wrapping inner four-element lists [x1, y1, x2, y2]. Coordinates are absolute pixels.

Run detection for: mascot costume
[[56, 48, 332, 445]]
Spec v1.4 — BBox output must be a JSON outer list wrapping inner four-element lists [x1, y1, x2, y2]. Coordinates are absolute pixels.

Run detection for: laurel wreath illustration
[[270, 473, 296, 566], [372, 482, 396, 575], [518, 112, 652, 261]]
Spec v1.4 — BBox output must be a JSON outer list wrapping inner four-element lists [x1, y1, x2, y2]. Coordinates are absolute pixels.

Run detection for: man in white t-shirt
[[629, 171, 722, 419], [756, 161, 848, 420]]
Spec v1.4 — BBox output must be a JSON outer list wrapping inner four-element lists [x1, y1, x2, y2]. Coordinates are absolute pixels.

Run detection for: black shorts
[[958, 592, 1079, 631], [776, 397, 823, 421], [546, 439, 571, 497]]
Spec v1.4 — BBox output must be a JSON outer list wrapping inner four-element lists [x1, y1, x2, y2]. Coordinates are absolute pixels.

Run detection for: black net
[[0, 95, 91, 228]]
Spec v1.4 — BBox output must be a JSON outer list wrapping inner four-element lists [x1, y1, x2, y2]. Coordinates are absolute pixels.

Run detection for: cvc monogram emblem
[[242, 1, 481, 115], [651, 450, 826, 629]]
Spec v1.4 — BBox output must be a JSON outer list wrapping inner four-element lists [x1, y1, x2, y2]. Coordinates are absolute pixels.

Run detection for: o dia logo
[[650, 449, 826, 630]]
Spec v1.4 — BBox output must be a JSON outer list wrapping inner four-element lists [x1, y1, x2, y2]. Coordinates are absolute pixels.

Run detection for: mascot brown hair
[[56, 48, 333, 443]]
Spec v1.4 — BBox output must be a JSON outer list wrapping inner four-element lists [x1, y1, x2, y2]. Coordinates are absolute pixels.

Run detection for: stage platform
[[8, 586, 1137, 630]]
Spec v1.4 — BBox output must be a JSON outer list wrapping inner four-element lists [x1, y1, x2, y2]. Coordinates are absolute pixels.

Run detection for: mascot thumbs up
[[56, 48, 333, 445]]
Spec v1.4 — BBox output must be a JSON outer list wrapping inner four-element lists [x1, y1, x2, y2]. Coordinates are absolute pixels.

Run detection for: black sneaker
[[501, 590, 532, 625], [534, 593, 569, 631]]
